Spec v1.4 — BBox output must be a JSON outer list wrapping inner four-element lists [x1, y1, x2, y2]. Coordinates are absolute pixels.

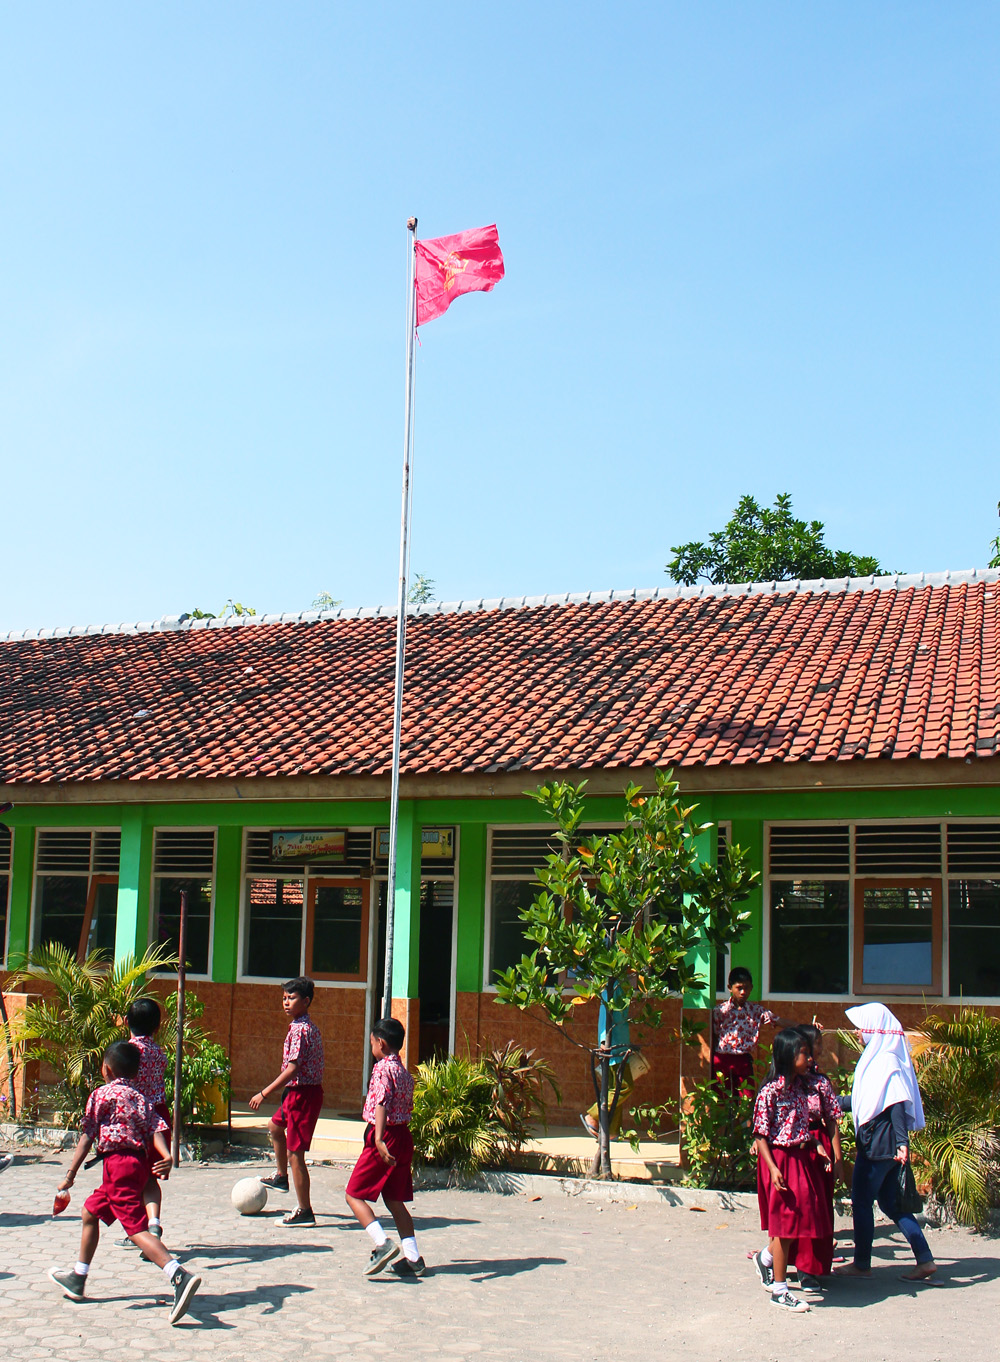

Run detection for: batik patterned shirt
[[753, 1075, 840, 1147], [282, 1015, 324, 1087], [805, 1071, 842, 1129], [130, 1035, 167, 1106], [362, 1052, 414, 1125], [81, 1078, 169, 1152], [712, 998, 777, 1054]]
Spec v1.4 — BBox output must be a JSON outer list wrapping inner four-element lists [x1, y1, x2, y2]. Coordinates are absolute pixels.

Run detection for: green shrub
[[677, 1078, 757, 1190], [480, 1042, 561, 1148]]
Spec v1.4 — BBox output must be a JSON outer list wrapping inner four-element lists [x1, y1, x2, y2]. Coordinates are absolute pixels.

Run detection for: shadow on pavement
[[183, 1242, 332, 1266], [428, 1256, 567, 1282], [413, 1216, 481, 1230], [0, 1212, 55, 1227], [126, 1282, 313, 1327]]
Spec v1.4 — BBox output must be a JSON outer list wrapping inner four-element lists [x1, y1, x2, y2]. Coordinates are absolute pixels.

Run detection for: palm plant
[[481, 1041, 561, 1148], [411, 1053, 505, 1173], [10, 941, 178, 1124]]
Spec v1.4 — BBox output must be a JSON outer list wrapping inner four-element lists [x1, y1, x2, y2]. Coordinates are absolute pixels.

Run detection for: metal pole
[[381, 216, 418, 1021], [171, 888, 189, 1166]]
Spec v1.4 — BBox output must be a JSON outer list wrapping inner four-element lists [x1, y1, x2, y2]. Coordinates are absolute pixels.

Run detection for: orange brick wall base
[[0, 992, 40, 1121]]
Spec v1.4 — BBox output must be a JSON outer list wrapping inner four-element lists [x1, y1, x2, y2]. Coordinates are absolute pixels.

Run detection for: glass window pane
[[87, 881, 119, 956], [153, 878, 213, 974], [245, 878, 303, 978], [861, 886, 934, 986], [770, 880, 850, 994], [489, 880, 538, 981], [36, 876, 89, 955], [311, 884, 364, 976], [949, 880, 1000, 997]]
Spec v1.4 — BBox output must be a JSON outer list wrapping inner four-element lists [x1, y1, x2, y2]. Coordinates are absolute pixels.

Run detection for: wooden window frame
[[305, 877, 369, 982], [78, 874, 119, 963], [852, 877, 943, 996]]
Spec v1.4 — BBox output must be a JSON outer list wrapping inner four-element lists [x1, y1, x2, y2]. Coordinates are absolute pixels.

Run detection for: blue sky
[[2, 4, 997, 632]]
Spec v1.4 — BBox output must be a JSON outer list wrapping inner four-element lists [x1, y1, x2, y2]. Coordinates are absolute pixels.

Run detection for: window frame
[[149, 827, 217, 980], [30, 829, 123, 963], [852, 876, 943, 997], [305, 876, 370, 983]]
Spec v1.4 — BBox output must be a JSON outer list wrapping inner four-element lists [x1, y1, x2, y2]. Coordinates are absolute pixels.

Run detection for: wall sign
[[375, 826, 454, 860], [270, 830, 346, 862]]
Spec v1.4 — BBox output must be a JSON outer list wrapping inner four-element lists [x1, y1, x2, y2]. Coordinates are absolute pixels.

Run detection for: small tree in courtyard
[[494, 772, 758, 1178]]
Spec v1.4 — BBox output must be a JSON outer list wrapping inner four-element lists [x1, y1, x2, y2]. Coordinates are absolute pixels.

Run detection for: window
[[949, 881, 1000, 997], [151, 831, 215, 975], [770, 880, 850, 995], [486, 825, 620, 983], [34, 830, 121, 959], [853, 880, 942, 994], [306, 880, 369, 981], [0, 827, 10, 965], [245, 877, 305, 978]]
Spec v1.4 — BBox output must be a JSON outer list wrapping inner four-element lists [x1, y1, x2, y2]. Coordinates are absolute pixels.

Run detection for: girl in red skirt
[[752, 1028, 842, 1313], [791, 1024, 845, 1285]]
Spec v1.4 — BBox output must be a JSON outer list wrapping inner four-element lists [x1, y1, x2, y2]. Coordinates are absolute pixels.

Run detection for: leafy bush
[[10, 942, 177, 1124], [412, 1045, 561, 1174], [675, 1078, 757, 1190], [159, 993, 231, 1128]]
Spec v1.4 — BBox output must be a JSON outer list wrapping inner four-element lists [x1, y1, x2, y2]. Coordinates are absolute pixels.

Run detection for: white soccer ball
[[231, 1177, 268, 1215]]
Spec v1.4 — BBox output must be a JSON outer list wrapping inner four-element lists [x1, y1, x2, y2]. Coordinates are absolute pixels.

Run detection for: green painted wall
[[390, 802, 423, 998], [114, 808, 153, 960], [682, 808, 716, 1009], [211, 824, 244, 984], [455, 821, 487, 993], [6, 826, 35, 965], [728, 816, 764, 988]]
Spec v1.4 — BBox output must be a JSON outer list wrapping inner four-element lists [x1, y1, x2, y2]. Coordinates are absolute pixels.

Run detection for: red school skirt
[[790, 1129, 835, 1275], [345, 1123, 414, 1203], [84, 1151, 150, 1238], [757, 1144, 832, 1240]]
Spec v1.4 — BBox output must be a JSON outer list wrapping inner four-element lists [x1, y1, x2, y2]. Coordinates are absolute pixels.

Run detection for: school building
[[1, 569, 999, 1123]]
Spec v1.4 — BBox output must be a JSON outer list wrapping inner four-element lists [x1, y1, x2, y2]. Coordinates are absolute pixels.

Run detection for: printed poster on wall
[[271, 830, 346, 862]]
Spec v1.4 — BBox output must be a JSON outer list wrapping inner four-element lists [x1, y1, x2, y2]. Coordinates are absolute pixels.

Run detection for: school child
[[790, 1023, 844, 1284], [115, 997, 169, 1252], [345, 1017, 423, 1278], [751, 1028, 841, 1314], [250, 976, 324, 1227], [712, 967, 788, 1095], [47, 1040, 201, 1325]]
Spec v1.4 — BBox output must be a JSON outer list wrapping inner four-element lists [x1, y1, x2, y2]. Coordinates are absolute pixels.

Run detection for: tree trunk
[[598, 1053, 612, 1179]]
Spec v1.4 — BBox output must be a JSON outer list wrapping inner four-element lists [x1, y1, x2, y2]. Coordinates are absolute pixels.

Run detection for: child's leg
[[79, 1206, 101, 1265], [346, 1192, 376, 1228], [288, 1150, 311, 1210], [769, 1236, 791, 1284], [143, 1175, 163, 1224], [383, 1198, 414, 1240], [130, 1230, 176, 1270], [268, 1120, 288, 1178]]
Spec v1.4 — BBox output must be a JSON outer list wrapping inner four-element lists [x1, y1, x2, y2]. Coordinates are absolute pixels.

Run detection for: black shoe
[[259, 1173, 289, 1192], [280, 1207, 316, 1227], [0, 1152, 13, 1174], [364, 1241, 400, 1276], [798, 1272, 823, 1291], [168, 1267, 202, 1324], [48, 1267, 87, 1301], [771, 1289, 810, 1313], [391, 1255, 427, 1278], [753, 1250, 774, 1289]]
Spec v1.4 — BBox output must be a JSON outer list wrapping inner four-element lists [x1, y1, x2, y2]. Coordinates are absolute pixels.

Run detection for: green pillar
[[390, 802, 422, 999], [728, 817, 765, 992], [682, 820, 716, 1009], [114, 808, 153, 962], [6, 824, 35, 967], [211, 825, 243, 983], [454, 822, 487, 993]]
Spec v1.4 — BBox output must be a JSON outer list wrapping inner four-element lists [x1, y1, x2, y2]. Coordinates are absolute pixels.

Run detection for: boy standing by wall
[[47, 1040, 201, 1324], [345, 1018, 423, 1278], [250, 976, 324, 1227], [712, 967, 789, 1095]]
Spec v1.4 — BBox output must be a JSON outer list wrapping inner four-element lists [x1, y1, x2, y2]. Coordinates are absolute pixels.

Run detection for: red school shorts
[[712, 1051, 755, 1096], [272, 1084, 324, 1153], [345, 1123, 414, 1203], [84, 1152, 151, 1238]]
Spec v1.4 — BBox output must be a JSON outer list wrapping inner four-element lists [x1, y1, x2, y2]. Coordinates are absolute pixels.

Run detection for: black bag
[[896, 1160, 924, 1217]]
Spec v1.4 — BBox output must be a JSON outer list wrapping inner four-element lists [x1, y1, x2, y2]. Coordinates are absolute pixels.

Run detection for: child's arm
[[57, 1133, 95, 1193], [373, 1103, 396, 1167], [248, 1059, 299, 1109], [828, 1120, 845, 1183], [150, 1129, 173, 1180], [754, 1135, 786, 1190]]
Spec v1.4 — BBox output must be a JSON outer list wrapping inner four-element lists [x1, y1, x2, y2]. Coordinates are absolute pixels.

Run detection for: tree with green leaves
[[494, 773, 757, 1177], [667, 493, 892, 586], [988, 501, 1000, 570], [408, 573, 436, 604]]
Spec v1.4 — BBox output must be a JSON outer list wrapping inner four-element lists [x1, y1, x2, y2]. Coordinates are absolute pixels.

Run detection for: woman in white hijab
[[836, 1003, 936, 1281]]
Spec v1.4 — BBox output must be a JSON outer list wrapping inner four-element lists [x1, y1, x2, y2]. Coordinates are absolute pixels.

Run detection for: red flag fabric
[[414, 224, 504, 326]]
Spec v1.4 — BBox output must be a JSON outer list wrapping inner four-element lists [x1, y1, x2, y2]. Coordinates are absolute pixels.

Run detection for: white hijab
[[846, 1003, 925, 1133]]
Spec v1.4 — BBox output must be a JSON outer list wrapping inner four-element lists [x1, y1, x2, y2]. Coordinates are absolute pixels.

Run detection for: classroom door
[[417, 881, 454, 1063]]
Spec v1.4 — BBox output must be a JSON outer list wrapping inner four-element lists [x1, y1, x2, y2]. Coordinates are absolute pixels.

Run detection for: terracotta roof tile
[[1, 574, 999, 785]]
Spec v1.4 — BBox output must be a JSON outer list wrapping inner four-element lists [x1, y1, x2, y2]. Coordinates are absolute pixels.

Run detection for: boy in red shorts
[[345, 1017, 423, 1278], [47, 1041, 201, 1325], [250, 976, 324, 1227], [115, 997, 169, 1253]]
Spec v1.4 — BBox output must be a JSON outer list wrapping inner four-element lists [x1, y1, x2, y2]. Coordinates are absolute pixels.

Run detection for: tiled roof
[[1, 570, 998, 784]]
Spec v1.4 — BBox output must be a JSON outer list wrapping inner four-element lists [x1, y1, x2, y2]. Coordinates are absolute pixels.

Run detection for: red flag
[[414, 224, 504, 326]]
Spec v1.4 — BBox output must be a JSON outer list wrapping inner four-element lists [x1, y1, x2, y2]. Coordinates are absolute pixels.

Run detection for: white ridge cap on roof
[[3, 568, 1000, 642]]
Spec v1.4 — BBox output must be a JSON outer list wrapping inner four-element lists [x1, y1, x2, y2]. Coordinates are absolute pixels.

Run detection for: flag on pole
[[414, 224, 504, 326]]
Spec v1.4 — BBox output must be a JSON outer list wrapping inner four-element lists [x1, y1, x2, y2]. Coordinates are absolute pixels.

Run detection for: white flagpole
[[382, 216, 418, 1020]]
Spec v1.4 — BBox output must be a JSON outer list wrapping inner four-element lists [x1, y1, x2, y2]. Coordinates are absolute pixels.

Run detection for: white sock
[[162, 1259, 181, 1280], [148, 1216, 161, 1229], [401, 1235, 419, 1263], [771, 1281, 788, 1295], [75, 1261, 89, 1277], [365, 1221, 387, 1248], [760, 1246, 774, 1267]]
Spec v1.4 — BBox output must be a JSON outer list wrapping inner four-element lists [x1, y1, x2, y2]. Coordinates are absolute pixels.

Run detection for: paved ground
[[1, 1150, 998, 1362]]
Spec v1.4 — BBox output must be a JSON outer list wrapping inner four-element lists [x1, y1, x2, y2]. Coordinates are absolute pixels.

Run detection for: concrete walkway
[[223, 1102, 683, 1181]]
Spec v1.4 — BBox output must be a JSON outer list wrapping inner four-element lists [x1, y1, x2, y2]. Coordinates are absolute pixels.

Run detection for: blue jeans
[[851, 1150, 933, 1269]]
